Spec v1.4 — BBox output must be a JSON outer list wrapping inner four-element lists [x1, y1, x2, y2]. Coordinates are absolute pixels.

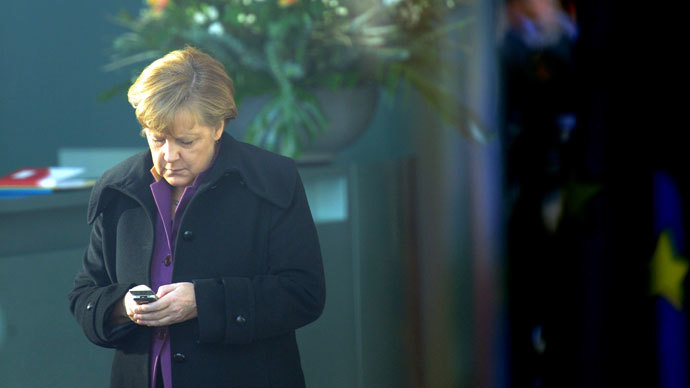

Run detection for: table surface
[[0, 189, 92, 214]]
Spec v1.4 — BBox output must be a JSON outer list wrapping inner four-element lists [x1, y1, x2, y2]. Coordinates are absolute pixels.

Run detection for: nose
[[162, 141, 180, 163]]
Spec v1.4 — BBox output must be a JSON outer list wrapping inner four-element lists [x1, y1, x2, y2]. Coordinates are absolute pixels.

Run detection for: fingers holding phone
[[125, 285, 159, 325], [129, 282, 198, 327]]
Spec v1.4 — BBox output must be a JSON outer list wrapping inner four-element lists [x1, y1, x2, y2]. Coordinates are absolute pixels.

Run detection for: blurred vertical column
[[413, 94, 475, 388], [412, 0, 504, 386], [466, 1, 505, 387]]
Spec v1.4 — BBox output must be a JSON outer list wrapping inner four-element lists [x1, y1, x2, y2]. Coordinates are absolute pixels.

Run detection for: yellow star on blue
[[650, 229, 689, 310]]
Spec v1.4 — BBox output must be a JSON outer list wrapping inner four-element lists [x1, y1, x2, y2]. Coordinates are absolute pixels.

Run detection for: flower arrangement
[[105, 0, 476, 157]]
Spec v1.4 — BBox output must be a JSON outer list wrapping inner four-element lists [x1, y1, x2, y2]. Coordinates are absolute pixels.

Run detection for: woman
[[69, 47, 325, 388]]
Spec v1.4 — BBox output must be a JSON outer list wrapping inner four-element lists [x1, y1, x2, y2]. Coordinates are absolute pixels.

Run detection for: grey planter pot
[[227, 85, 379, 163]]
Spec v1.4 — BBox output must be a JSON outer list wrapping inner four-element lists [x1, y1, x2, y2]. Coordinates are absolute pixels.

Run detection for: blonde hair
[[128, 46, 237, 135]]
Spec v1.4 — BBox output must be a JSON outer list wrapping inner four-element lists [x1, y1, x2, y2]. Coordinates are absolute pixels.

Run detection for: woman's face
[[144, 115, 223, 188]]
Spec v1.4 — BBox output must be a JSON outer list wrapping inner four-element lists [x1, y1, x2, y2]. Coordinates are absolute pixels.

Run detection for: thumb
[[156, 284, 177, 298]]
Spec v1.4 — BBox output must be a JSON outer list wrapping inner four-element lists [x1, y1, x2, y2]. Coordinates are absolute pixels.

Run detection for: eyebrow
[[148, 131, 196, 141]]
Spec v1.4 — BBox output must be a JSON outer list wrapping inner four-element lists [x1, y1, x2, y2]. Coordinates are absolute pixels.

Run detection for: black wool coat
[[68, 132, 325, 388]]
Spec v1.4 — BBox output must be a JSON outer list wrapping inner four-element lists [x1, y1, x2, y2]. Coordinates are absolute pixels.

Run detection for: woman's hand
[[109, 286, 140, 325], [131, 282, 198, 326]]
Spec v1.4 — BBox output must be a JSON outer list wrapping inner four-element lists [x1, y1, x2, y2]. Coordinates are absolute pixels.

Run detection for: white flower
[[246, 14, 257, 24], [382, 0, 401, 6], [193, 11, 207, 25], [335, 6, 348, 16], [208, 21, 225, 36], [329, 0, 338, 7], [237, 13, 246, 23], [243, 0, 253, 5], [206, 6, 219, 20]]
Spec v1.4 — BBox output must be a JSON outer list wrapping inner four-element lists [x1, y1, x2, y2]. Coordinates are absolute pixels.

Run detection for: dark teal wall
[[0, 0, 143, 173]]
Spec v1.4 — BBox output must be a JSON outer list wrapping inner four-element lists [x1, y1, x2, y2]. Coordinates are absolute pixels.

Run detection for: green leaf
[[293, 104, 320, 140], [299, 100, 328, 132], [97, 80, 132, 101], [102, 51, 162, 72], [280, 129, 299, 157]]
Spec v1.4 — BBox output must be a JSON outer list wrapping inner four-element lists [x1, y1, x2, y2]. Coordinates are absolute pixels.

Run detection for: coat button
[[235, 315, 247, 324], [182, 230, 194, 241], [164, 255, 171, 266], [86, 302, 94, 311], [173, 353, 186, 363]]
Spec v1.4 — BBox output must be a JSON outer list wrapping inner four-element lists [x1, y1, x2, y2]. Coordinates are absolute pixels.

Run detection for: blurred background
[[0, 0, 683, 387]]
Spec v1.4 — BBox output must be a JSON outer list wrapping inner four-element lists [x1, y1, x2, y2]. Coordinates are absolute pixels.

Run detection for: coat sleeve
[[193, 173, 326, 344], [68, 213, 137, 348]]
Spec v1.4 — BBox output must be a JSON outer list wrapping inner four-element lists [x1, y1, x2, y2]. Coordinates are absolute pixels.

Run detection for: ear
[[213, 121, 225, 141]]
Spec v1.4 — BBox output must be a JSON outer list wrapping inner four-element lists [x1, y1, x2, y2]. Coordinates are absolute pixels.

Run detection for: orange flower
[[278, 0, 298, 7], [147, 0, 169, 14]]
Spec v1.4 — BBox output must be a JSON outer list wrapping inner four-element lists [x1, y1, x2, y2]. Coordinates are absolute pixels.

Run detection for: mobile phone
[[130, 289, 158, 304]]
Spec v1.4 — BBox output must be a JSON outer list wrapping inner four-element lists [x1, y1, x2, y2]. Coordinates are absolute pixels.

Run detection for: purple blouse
[[148, 148, 218, 388]]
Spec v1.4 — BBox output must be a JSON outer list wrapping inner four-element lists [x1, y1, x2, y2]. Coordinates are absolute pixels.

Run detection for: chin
[[164, 176, 192, 187]]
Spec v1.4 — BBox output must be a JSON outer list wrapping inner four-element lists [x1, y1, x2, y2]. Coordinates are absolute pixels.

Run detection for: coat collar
[[87, 132, 296, 224]]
